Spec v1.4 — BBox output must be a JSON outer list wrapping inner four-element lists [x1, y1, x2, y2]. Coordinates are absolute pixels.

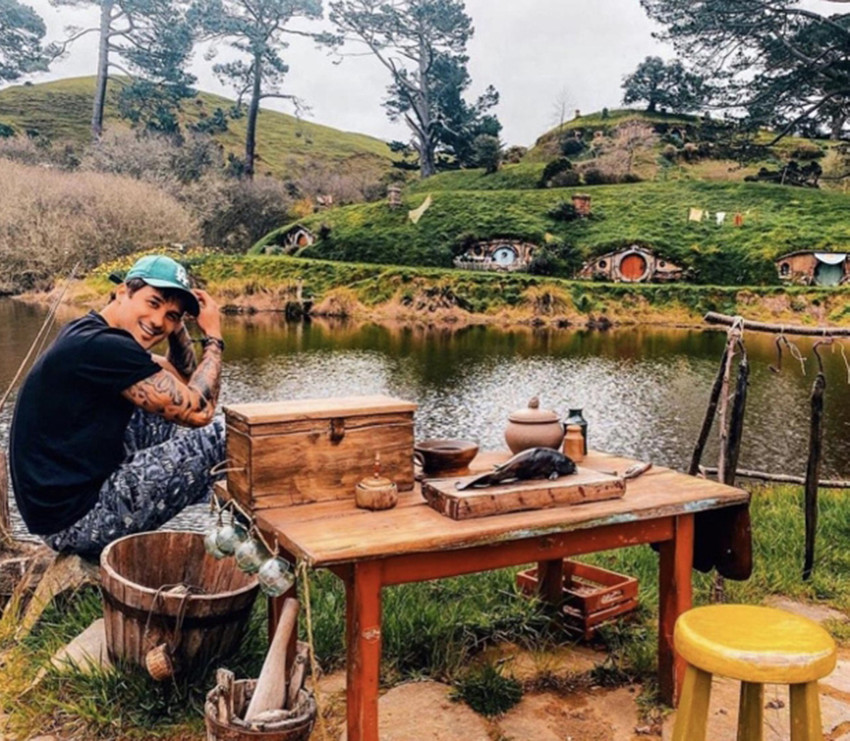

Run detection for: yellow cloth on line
[[688, 207, 704, 222], [408, 195, 433, 224]]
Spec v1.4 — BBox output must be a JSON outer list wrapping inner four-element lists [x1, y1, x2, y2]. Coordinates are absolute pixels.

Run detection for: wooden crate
[[516, 560, 639, 639], [224, 395, 417, 512]]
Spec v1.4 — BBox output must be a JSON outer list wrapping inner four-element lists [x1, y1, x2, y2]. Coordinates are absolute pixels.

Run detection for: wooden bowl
[[414, 439, 479, 476]]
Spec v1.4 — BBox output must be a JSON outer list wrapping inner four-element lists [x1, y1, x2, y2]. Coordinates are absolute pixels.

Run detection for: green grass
[[3, 484, 850, 739], [251, 181, 850, 285], [0, 77, 398, 179], [84, 251, 850, 327]]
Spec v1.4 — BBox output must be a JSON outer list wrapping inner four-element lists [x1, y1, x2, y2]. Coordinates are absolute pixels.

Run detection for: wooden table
[[225, 450, 750, 741]]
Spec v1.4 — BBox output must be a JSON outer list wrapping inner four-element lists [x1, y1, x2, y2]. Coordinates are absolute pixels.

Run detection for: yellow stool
[[672, 605, 836, 741]]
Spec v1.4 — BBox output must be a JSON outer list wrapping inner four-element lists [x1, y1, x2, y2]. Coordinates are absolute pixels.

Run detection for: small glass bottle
[[564, 408, 588, 455], [564, 424, 585, 463]]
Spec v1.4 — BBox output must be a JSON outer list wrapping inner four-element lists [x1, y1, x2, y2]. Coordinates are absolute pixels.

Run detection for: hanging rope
[[298, 560, 329, 740], [0, 262, 80, 414]]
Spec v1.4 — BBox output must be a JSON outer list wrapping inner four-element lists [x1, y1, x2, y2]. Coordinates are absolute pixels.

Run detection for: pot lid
[[509, 396, 560, 424], [357, 474, 396, 491]]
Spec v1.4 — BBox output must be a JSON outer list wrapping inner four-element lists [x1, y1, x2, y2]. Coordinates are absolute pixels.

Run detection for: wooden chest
[[224, 395, 417, 512]]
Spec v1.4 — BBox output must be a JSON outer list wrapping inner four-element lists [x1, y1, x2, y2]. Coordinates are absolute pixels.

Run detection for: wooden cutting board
[[421, 467, 626, 520]]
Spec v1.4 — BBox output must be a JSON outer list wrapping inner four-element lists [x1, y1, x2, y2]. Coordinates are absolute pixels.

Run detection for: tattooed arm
[[121, 289, 223, 428], [165, 321, 198, 381]]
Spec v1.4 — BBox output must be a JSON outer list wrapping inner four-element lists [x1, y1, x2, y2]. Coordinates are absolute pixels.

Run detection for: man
[[9, 254, 226, 557]]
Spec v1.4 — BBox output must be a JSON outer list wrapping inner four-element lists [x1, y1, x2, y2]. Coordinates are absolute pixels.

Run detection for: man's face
[[113, 284, 184, 350]]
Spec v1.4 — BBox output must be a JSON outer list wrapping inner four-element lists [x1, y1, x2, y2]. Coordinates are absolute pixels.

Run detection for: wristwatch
[[200, 336, 225, 352]]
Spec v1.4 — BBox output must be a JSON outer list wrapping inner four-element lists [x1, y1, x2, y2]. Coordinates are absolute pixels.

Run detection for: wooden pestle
[[244, 597, 300, 722]]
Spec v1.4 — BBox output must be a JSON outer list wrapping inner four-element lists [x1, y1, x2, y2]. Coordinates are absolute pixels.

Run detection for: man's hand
[[194, 289, 222, 340]]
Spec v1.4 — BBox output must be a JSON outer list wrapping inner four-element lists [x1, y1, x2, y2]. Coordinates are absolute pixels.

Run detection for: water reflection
[[2, 299, 850, 493]]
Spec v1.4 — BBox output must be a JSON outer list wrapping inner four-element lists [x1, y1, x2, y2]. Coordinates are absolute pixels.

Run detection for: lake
[[1, 298, 847, 538]]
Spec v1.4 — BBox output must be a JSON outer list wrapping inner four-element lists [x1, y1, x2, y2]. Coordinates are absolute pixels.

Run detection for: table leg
[[346, 561, 383, 741], [659, 513, 694, 706], [537, 559, 565, 609]]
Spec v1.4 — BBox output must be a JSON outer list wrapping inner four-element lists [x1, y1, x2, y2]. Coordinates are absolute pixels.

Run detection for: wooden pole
[[244, 597, 300, 722], [723, 346, 749, 485], [803, 372, 825, 581], [704, 312, 850, 337], [0, 452, 11, 548], [689, 345, 729, 476], [701, 468, 850, 488]]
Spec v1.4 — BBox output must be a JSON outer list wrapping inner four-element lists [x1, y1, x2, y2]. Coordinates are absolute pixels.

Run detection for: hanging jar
[[564, 408, 588, 455]]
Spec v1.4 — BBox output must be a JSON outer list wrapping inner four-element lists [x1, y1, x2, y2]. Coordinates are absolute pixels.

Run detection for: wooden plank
[[421, 467, 624, 519], [378, 518, 674, 586], [224, 395, 416, 425], [259, 469, 748, 567]]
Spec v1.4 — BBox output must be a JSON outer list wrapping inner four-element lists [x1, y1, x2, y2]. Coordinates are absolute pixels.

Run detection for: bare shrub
[[0, 136, 83, 169], [0, 159, 197, 293], [287, 161, 387, 205], [81, 130, 223, 186], [179, 175, 293, 252]]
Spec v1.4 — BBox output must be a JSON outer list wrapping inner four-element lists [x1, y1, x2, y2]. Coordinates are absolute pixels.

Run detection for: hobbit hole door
[[493, 245, 518, 267], [620, 253, 648, 281], [813, 255, 845, 286]]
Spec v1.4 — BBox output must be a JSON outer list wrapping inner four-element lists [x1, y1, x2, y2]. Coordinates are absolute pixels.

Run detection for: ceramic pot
[[504, 397, 565, 454], [355, 474, 398, 511], [414, 439, 479, 476]]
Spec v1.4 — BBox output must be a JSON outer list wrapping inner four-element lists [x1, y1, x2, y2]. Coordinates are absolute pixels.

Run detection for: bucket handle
[[143, 583, 204, 654]]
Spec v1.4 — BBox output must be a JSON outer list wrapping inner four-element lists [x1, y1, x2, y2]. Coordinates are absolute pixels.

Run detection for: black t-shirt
[[9, 312, 160, 534]]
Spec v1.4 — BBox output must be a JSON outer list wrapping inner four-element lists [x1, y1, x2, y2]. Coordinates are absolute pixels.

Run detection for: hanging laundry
[[408, 194, 433, 225], [716, 212, 727, 225], [688, 208, 703, 222], [733, 212, 744, 227]]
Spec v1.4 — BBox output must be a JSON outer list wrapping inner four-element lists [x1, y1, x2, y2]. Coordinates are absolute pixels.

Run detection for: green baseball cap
[[111, 255, 200, 316]]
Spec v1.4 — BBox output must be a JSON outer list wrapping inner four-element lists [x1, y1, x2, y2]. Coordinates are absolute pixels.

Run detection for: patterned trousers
[[43, 409, 225, 557]]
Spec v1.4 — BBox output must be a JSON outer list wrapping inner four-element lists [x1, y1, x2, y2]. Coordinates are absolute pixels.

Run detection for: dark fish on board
[[455, 447, 577, 490]]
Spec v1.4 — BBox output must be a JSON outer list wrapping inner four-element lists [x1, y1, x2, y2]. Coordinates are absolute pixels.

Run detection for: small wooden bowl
[[414, 439, 479, 476]]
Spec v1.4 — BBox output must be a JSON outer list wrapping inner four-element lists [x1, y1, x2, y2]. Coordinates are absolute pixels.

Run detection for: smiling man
[[9, 255, 226, 557]]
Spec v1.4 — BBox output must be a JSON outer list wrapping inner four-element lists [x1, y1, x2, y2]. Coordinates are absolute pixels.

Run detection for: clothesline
[[688, 207, 747, 225]]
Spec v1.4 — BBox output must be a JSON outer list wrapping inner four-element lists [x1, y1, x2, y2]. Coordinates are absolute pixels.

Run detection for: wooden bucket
[[205, 680, 317, 741], [100, 531, 259, 673]]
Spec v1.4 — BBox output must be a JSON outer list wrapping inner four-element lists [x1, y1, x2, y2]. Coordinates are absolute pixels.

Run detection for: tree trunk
[[91, 0, 113, 140], [416, 32, 436, 179], [244, 55, 262, 180], [830, 109, 846, 141], [647, 99, 657, 113]]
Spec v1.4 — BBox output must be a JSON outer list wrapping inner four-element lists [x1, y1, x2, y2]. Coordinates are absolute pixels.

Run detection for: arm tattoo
[[122, 343, 221, 427], [167, 323, 198, 379]]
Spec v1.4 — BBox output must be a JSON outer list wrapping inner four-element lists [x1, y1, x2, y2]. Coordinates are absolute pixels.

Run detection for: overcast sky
[[6, 0, 842, 147]]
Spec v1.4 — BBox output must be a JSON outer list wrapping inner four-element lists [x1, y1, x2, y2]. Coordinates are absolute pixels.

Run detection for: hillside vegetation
[[73, 252, 850, 329], [0, 77, 398, 179], [254, 181, 850, 285]]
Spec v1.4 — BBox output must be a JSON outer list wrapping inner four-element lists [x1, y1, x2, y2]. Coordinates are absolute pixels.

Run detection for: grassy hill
[[253, 180, 850, 285], [0, 76, 398, 179]]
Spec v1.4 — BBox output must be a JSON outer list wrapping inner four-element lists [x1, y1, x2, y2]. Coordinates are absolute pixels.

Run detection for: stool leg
[[672, 665, 712, 741], [790, 682, 823, 741], [737, 682, 764, 741]]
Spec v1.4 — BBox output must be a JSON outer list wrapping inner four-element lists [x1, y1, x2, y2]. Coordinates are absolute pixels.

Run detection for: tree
[[0, 0, 48, 82], [622, 56, 705, 113], [50, 0, 196, 139], [639, 0, 850, 142], [472, 133, 500, 173], [329, 0, 500, 178], [194, 0, 324, 178]]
